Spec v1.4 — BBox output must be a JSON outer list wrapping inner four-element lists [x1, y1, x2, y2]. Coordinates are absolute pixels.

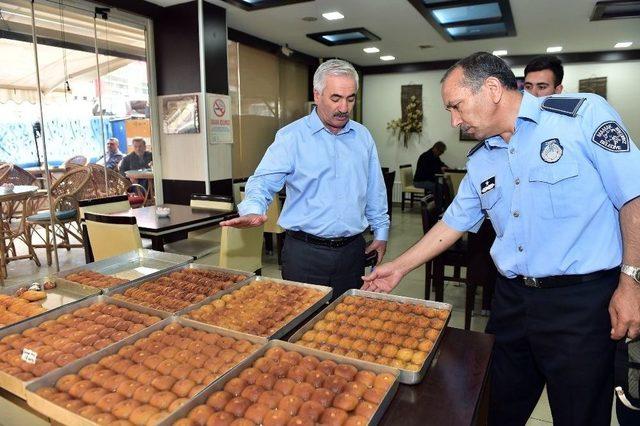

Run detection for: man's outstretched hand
[[361, 262, 404, 293], [220, 214, 267, 228]]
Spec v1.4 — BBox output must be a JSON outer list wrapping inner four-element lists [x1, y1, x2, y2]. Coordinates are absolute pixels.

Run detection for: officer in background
[[524, 54, 564, 97], [363, 52, 640, 425]]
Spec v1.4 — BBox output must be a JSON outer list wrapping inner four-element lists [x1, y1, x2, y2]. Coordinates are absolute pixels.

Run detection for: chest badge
[[540, 138, 563, 163], [480, 176, 495, 194]]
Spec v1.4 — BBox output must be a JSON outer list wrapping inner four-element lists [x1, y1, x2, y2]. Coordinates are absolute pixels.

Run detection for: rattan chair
[[0, 163, 37, 186], [26, 167, 92, 265], [86, 164, 148, 208], [63, 155, 88, 171]]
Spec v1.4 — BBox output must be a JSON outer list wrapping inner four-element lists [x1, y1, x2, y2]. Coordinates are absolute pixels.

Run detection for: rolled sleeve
[[442, 173, 484, 232], [364, 137, 390, 241]]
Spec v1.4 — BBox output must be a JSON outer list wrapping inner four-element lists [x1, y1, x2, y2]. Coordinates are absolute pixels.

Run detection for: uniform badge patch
[[480, 176, 495, 194], [540, 138, 563, 163], [592, 121, 629, 152]]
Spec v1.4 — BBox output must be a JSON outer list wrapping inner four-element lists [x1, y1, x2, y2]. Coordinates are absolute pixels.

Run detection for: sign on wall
[[206, 94, 233, 144]]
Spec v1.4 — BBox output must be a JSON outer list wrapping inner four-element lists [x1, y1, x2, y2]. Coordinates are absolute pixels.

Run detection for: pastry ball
[[257, 390, 284, 409], [112, 399, 141, 420], [206, 411, 235, 426], [291, 382, 314, 402], [256, 373, 276, 390], [82, 387, 110, 405], [363, 387, 385, 404], [425, 329, 440, 342], [68, 380, 95, 399], [172, 378, 197, 398], [56, 374, 81, 392], [374, 372, 395, 390], [149, 390, 177, 410], [241, 384, 265, 403], [320, 408, 349, 426], [224, 377, 248, 396], [273, 378, 296, 396], [262, 409, 291, 426], [90, 413, 116, 425], [310, 388, 333, 408], [244, 402, 271, 424], [129, 404, 159, 426], [206, 390, 233, 411], [323, 375, 347, 394], [96, 392, 126, 412], [342, 381, 368, 399], [224, 396, 252, 417], [132, 385, 156, 404], [277, 394, 303, 416]]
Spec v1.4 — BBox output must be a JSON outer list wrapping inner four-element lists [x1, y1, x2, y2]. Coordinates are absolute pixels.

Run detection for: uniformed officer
[[362, 52, 640, 425]]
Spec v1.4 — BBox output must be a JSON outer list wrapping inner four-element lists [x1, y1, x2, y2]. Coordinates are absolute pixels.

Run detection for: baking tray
[[57, 249, 192, 292], [25, 316, 267, 426], [0, 294, 171, 399], [103, 263, 254, 309], [158, 339, 400, 426], [288, 289, 452, 384], [181, 275, 333, 340], [0, 277, 101, 331]]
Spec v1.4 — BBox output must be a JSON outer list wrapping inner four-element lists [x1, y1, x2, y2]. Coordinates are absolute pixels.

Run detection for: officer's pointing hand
[[220, 214, 268, 229], [361, 262, 403, 293], [609, 276, 640, 340]]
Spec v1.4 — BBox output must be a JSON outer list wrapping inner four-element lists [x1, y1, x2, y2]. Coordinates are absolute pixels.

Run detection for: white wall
[[363, 60, 640, 174]]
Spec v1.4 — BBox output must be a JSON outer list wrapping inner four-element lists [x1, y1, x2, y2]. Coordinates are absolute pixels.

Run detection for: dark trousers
[[486, 271, 618, 426], [281, 234, 365, 301]]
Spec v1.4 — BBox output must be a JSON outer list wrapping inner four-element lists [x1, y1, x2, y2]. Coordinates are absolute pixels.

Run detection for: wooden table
[[110, 203, 235, 251], [125, 169, 154, 205], [0, 185, 40, 278]]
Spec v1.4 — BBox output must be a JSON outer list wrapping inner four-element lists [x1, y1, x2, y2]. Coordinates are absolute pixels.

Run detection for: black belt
[[508, 267, 620, 289], [286, 230, 361, 248]]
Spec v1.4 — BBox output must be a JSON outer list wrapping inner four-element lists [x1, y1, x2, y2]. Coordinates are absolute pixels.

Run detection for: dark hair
[[433, 141, 446, 152], [441, 52, 518, 92], [524, 55, 564, 86]]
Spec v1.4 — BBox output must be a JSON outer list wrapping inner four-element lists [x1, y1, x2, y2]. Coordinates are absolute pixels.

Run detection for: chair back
[[399, 164, 414, 189], [444, 171, 466, 198], [420, 194, 439, 234], [84, 212, 142, 260], [190, 194, 235, 211], [64, 155, 88, 171], [50, 167, 92, 208], [383, 171, 395, 221], [218, 225, 264, 272], [0, 164, 37, 186], [79, 195, 130, 220]]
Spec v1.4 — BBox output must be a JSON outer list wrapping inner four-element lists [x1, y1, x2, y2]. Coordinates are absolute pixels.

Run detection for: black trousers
[[281, 234, 365, 301], [486, 271, 618, 426]]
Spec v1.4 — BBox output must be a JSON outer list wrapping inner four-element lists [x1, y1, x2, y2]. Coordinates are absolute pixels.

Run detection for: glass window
[[432, 3, 502, 24], [322, 31, 367, 43]]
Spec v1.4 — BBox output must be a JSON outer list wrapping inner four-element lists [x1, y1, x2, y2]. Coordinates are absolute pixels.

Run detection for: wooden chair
[[63, 155, 88, 171], [383, 170, 396, 222], [164, 195, 235, 259], [79, 195, 132, 262], [0, 163, 37, 186], [84, 212, 142, 261], [399, 164, 424, 211], [26, 167, 91, 265], [197, 224, 264, 274]]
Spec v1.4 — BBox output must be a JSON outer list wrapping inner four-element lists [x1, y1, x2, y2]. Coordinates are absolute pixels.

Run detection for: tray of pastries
[[25, 316, 266, 426], [288, 289, 452, 384], [0, 278, 101, 331], [182, 276, 332, 339], [0, 295, 168, 399], [59, 249, 193, 292], [105, 264, 253, 313], [159, 340, 399, 426]]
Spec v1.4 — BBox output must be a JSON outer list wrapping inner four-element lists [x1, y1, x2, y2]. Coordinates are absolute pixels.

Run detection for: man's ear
[[313, 89, 321, 104], [484, 76, 503, 104], [554, 84, 563, 94]]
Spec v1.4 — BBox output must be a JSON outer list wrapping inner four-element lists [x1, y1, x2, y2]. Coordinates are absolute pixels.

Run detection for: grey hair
[[313, 59, 359, 94], [441, 52, 517, 93]]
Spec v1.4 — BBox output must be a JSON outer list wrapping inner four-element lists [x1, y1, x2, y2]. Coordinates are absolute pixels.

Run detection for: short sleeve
[[580, 95, 640, 209], [442, 173, 484, 232]]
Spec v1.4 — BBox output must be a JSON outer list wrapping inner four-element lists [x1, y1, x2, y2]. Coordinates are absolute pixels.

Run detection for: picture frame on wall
[[162, 94, 200, 134]]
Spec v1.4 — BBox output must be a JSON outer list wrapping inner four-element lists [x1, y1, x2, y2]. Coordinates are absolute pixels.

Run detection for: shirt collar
[[306, 107, 353, 135], [517, 91, 542, 124]]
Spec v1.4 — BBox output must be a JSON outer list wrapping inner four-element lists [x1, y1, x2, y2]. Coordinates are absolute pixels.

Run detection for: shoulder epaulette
[[540, 97, 586, 117], [467, 141, 484, 157]]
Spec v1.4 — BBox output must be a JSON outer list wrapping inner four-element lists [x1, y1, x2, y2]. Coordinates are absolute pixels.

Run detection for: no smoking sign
[[213, 98, 226, 117]]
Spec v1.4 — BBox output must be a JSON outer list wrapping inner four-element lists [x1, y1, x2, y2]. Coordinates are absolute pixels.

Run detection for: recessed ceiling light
[[614, 41, 633, 48], [363, 47, 380, 53], [492, 49, 507, 56], [322, 11, 344, 21], [380, 55, 396, 61], [546, 46, 562, 53]]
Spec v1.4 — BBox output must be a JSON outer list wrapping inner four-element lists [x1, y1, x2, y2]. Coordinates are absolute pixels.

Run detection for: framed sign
[[162, 94, 200, 134]]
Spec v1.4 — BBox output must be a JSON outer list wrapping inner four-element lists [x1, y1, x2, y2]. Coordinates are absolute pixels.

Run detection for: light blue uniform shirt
[[238, 109, 390, 241], [444, 91, 640, 278]]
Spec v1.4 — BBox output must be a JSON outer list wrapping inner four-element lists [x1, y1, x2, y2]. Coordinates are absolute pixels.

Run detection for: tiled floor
[[0, 206, 620, 425]]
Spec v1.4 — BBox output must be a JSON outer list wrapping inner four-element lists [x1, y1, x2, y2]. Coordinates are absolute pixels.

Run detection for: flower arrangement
[[387, 95, 423, 148]]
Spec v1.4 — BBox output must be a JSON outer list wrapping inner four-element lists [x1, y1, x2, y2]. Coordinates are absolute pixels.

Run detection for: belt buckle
[[524, 277, 540, 288]]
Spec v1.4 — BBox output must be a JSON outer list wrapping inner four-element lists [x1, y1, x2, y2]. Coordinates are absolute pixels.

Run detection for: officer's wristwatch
[[621, 264, 640, 285]]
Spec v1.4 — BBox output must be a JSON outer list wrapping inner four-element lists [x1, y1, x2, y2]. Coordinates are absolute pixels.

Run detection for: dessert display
[[0, 289, 48, 328], [111, 269, 247, 313], [185, 280, 327, 337], [292, 295, 449, 372], [31, 323, 261, 425], [172, 346, 396, 426], [0, 303, 162, 382], [64, 270, 128, 290]]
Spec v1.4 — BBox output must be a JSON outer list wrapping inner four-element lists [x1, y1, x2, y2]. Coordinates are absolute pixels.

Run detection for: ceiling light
[[363, 47, 380, 53], [546, 46, 563, 53], [322, 11, 344, 20], [614, 41, 633, 48], [492, 50, 507, 56], [380, 55, 396, 61]]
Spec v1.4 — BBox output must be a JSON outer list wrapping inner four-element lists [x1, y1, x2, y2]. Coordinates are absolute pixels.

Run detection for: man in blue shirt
[[104, 138, 124, 170], [363, 52, 640, 425], [221, 59, 389, 299]]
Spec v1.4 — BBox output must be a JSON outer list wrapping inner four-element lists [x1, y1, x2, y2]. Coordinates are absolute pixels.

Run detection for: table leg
[[150, 235, 164, 251]]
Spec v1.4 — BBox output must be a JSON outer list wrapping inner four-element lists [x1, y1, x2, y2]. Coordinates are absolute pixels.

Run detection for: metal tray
[[288, 289, 452, 384], [181, 275, 333, 340], [57, 249, 192, 292], [25, 316, 267, 426], [103, 263, 254, 310], [158, 339, 400, 426], [0, 277, 100, 331], [0, 294, 172, 399]]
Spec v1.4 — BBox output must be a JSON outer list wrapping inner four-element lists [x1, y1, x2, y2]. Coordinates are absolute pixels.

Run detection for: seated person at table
[[119, 138, 152, 176], [414, 141, 448, 192], [104, 138, 124, 170]]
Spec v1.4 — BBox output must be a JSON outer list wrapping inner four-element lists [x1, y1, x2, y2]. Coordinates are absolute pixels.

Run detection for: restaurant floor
[[0, 206, 619, 425]]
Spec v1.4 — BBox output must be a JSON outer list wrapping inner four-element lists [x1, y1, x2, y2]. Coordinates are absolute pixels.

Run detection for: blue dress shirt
[[238, 109, 390, 241], [444, 91, 640, 278]]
